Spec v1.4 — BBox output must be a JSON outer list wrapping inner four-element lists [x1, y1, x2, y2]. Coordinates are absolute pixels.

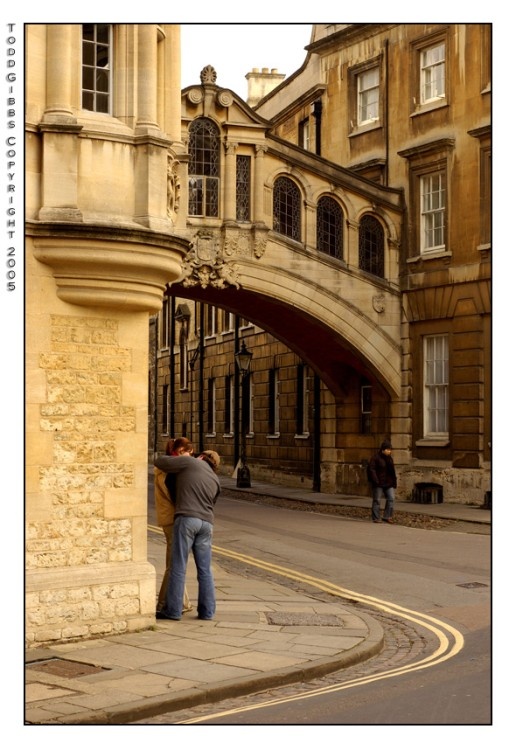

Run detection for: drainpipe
[[384, 40, 389, 186], [234, 317, 241, 469], [312, 99, 322, 156], [169, 293, 175, 438], [198, 305, 205, 452], [153, 315, 158, 456], [312, 373, 321, 491]]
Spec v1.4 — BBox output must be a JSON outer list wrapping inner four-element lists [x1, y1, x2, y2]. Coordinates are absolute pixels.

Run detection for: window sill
[[266, 433, 281, 439], [406, 249, 452, 263], [349, 120, 382, 137], [410, 99, 448, 118], [415, 438, 450, 448], [294, 433, 310, 440]]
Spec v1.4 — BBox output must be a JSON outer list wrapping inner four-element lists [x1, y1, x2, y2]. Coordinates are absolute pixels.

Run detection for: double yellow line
[[148, 527, 465, 723], [180, 544, 464, 723]]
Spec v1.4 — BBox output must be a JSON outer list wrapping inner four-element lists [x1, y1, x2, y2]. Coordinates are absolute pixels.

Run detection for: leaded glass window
[[188, 118, 220, 217], [236, 155, 251, 222], [273, 177, 301, 241], [317, 196, 343, 259], [359, 215, 384, 277]]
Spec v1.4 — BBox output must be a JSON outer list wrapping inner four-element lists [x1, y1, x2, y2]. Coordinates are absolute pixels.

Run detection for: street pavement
[[25, 477, 490, 725]]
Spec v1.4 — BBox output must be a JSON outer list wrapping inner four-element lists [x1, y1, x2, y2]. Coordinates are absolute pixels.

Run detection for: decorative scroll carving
[[187, 87, 203, 104], [181, 230, 240, 289], [217, 90, 234, 107], [166, 153, 180, 219]]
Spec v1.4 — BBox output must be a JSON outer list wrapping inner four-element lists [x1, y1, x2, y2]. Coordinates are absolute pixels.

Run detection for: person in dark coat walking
[[368, 440, 397, 524]]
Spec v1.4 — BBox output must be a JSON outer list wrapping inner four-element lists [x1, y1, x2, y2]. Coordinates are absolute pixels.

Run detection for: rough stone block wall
[[26, 313, 155, 647]]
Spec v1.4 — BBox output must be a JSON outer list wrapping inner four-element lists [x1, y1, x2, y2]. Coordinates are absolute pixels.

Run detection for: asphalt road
[[145, 485, 491, 726]]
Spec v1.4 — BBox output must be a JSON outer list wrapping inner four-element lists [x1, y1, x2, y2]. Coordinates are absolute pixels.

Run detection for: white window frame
[[357, 67, 380, 125], [161, 383, 170, 436], [420, 171, 446, 253], [295, 365, 310, 438], [268, 369, 280, 438], [179, 330, 188, 391], [302, 119, 310, 151], [222, 311, 234, 334], [205, 305, 218, 338], [420, 42, 445, 104], [207, 377, 216, 437], [159, 296, 171, 350], [223, 374, 235, 437], [423, 335, 449, 437], [244, 374, 254, 437], [81, 24, 112, 114]]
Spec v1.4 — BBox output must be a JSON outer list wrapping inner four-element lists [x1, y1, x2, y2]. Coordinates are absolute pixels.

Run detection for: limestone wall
[[26, 242, 157, 646]]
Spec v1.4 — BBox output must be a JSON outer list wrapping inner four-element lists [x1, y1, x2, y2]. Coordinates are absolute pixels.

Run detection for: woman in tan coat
[[154, 437, 194, 615]]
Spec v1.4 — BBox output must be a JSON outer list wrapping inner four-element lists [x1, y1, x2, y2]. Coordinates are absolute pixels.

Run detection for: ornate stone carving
[[372, 293, 386, 314], [217, 89, 234, 107], [224, 231, 250, 257], [181, 230, 240, 289], [200, 65, 217, 85], [166, 153, 180, 219], [253, 226, 270, 258], [187, 87, 204, 104]]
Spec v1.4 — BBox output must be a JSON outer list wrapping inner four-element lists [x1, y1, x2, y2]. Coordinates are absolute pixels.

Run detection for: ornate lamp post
[[189, 345, 200, 440], [235, 341, 253, 488]]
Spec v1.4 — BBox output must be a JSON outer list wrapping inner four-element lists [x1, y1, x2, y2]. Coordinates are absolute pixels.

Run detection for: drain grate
[[26, 658, 109, 678], [456, 582, 489, 589], [266, 612, 344, 627]]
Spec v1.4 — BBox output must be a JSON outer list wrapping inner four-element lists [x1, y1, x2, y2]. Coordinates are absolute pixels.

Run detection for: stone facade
[[152, 23, 491, 506], [25, 24, 189, 647]]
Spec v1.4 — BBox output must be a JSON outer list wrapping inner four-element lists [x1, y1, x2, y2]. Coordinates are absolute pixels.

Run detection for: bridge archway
[[169, 231, 401, 400]]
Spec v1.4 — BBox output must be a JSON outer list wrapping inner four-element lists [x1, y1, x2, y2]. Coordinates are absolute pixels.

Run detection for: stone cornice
[[27, 221, 191, 312]]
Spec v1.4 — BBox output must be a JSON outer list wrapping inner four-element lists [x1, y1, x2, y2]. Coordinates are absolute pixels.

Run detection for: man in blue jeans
[[368, 440, 397, 524], [154, 450, 221, 620]]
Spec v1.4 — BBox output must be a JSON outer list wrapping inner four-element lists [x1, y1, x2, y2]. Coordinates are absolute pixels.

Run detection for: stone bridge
[[169, 76, 405, 402]]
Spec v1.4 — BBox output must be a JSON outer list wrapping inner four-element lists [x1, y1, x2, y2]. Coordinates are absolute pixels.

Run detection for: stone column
[[305, 200, 316, 250], [224, 140, 237, 222], [44, 25, 75, 120], [136, 24, 159, 132], [39, 25, 82, 222], [134, 24, 172, 231], [161, 24, 182, 144], [253, 144, 267, 222]]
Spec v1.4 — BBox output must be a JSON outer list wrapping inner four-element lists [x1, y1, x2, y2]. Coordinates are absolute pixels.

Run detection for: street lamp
[[235, 341, 253, 488], [189, 345, 200, 440]]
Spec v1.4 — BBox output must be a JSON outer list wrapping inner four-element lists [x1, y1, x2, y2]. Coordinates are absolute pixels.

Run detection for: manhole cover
[[266, 612, 344, 627], [26, 658, 109, 678], [456, 582, 489, 589]]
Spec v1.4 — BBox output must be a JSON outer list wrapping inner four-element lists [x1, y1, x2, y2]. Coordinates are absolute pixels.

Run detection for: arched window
[[317, 196, 343, 259], [273, 176, 301, 241], [188, 118, 220, 217], [359, 214, 384, 277]]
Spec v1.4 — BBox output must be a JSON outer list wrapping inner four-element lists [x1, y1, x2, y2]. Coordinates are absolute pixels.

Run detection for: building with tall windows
[[25, 22, 490, 648], [151, 23, 491, 508], [25, 24, 190, 646]]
